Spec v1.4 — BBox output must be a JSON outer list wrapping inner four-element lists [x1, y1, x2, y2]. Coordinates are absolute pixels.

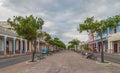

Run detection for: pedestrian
[[86, 49, 93, 59]]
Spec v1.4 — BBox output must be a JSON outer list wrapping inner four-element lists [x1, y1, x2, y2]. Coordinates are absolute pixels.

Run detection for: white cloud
[[0, 1, 19, 20], [43, 21, 58, 30], [62, 27, 88, 42], [0, 0, 120, 43], [62, 31, 88, 41]]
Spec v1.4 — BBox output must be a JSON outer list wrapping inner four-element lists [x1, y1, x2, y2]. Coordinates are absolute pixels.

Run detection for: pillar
[[111, 41, 113, 53], [20, 39, 23, 54], [96, 41, 98, 51], [108, 40, 113, 53], [24, 40, 27, 54], [108, 40, 110, 53], [13, 38, 16, 54], [29, 41, 31, 52], [38, 41, 40, 52], [4, 36, 6, 56], [118, 42, 120, 53]]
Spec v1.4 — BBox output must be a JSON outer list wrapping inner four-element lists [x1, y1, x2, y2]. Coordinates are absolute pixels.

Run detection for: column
[[96, 41, 98, 52], [117, 41, 120, 53], [4, 36, 6, 56], [118, 42, 120, 53], [24, 40, 27, 54], [29, 41, 31, 52], [108, 40, 110, 53], [20, 39, 23, 54], [38, 41, 40, 52], [13, 38, 16, 54], [110, 41, 113, 53]]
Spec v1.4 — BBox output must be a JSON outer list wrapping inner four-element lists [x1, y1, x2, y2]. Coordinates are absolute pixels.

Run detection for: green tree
[[37, 31, 47, 50], [68, 44, 74, 50], [53, 37, 66, 49], [44, 32, 52, 42], [96, 15, 120, 62], [47, 37, 66, 51], [84, 44, 91, 51], [68, 39, 80, 50], [7, 15, 44, 62], [78, 15, 120, 62], [78, 16, 96, 50]]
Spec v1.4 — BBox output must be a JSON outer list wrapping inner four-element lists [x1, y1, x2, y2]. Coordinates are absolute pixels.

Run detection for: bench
[[87, 53, 98, 60], [36, 53, 45, 60]]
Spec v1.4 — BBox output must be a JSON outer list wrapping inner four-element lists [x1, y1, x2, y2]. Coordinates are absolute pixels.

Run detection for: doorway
[[114, 43, 117, 53], [6, 41, 9, 55]]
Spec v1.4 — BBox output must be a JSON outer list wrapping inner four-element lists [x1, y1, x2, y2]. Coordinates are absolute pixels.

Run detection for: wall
[[117, 26, 120, 32], [0, 38, 3, 51], [9, 40, 13, 51], [118, 42, 120, 53]]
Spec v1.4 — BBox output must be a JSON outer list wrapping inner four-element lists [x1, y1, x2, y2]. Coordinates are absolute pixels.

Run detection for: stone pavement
[[0, 51, 120, 73]]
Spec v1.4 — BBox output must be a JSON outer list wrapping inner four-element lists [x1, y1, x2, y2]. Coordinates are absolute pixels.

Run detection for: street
[[98, 53, 120, 64], [0, 51, 120, 73], [0, 54, 32, 68]]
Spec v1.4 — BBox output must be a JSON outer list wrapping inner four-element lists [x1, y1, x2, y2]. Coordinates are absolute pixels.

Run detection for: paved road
[[98, 53, 120, 64], [0, 54, 32, 68], [1, 51, 120, 73]]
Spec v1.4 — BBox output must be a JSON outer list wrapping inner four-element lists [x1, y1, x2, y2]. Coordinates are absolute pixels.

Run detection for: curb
[[0, 53, 32, 59]]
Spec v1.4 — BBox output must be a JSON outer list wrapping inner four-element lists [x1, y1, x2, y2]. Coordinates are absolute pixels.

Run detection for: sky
[[0, 0, 120, 44]]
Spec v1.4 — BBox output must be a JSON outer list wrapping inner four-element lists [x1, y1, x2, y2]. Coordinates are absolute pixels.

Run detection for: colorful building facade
[[95, 25, 120, 53]]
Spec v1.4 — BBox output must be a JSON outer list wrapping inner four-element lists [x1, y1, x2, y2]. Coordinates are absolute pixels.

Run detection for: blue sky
[[0, 0, 120, 44]]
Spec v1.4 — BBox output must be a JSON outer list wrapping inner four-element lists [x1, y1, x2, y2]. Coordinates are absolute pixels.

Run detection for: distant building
[[87, 31, 96, 50]]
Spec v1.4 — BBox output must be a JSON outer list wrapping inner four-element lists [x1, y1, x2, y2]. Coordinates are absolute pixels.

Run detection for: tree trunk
[[92, 34, 95, 50], [32, 40, 37, 62], [100, 33, 104, 62]]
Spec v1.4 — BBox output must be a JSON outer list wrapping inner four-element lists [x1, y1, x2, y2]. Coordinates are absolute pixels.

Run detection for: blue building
[[96, 25, 120, 53]]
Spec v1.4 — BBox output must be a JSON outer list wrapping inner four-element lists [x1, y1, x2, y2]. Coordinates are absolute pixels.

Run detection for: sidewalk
[[105, 53, 120, 57], [0, 52, 32, 59], [0, 51, 120, 73]]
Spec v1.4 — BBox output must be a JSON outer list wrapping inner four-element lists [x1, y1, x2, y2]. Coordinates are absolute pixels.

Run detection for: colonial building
[[107, 26, 120, 53], [0, 21, 46, 56], [95, 25, 120, 53]]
